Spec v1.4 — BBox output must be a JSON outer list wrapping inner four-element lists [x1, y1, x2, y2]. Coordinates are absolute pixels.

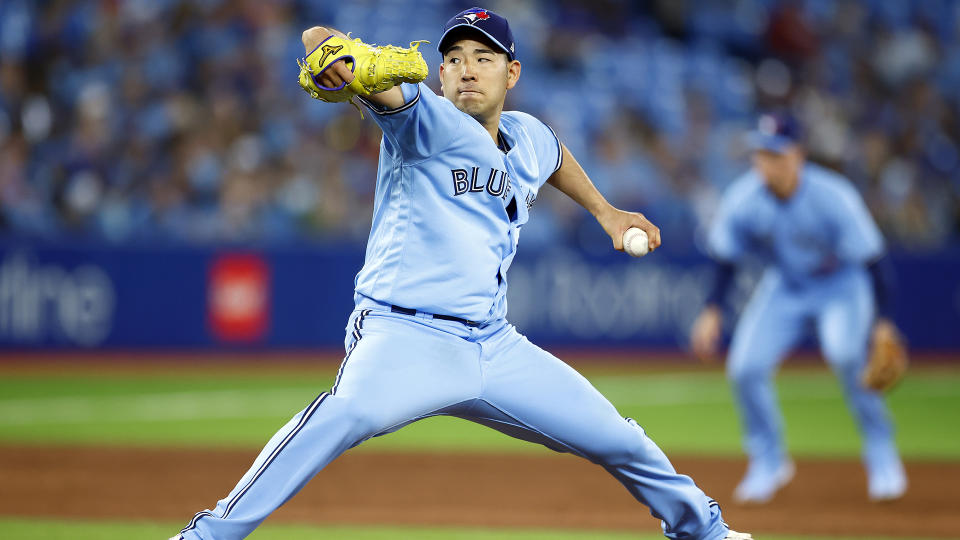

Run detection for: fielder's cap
[[439, 7, 516, 61], [747, 111, 803, 153]]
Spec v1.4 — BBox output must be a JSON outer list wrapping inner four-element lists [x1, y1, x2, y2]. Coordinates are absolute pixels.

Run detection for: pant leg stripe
[[707, 499, 728, 527], [332, 309, 370, 395], [219, 391, 330, 521], [181, 309, 370, 533], [181, 393, 330, 532], [180, 510, 212, 535]]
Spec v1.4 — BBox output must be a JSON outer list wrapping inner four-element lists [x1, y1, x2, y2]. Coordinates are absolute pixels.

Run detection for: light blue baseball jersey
[[708, 163, 884, 284], [355, 82, 562, 322]]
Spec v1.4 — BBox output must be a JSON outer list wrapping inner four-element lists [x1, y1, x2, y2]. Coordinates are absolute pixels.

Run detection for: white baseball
[[622, 227, 649, 257]]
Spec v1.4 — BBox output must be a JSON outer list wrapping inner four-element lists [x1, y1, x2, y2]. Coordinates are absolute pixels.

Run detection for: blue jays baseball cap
[[438, 7, 516, 61], [747, 112, 803, 153]]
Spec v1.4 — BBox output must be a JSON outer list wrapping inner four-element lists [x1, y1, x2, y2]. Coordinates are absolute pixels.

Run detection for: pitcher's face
[[440, 38, 519, 122]]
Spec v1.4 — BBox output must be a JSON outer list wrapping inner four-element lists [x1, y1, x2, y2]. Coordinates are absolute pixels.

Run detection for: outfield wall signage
[[208, 254, 271, 343], [0, 242, 956, 351], [0, 252, 115, 346]]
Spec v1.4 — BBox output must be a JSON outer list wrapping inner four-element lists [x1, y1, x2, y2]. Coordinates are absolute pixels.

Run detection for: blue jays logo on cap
[[439, 7, 516, 61], [457, 7, 491, 24], [748, 111, 802, 153]]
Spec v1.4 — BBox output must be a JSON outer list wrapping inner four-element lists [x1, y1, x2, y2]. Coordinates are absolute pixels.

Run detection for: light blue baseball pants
[[179, 299, 730, 540], [727, 267, 898, 471]]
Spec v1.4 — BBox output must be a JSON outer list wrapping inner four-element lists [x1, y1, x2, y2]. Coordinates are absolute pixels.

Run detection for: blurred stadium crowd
[[0, 0, 958, 252]]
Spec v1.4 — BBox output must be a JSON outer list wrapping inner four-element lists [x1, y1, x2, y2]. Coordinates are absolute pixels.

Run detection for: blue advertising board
[[0, 241, 957, 351]]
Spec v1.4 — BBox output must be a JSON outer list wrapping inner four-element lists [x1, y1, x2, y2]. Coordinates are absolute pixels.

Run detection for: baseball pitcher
[[172, 8, 750, 540]]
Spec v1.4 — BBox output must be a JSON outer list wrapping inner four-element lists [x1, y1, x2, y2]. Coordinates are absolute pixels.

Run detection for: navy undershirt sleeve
[[705, 260, 737, 307], [867, 254, 896, 320]]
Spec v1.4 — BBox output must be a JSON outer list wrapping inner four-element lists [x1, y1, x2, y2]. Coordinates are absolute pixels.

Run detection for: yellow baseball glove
[[861, 322, 908, 392], [297, 35, 429, 104]]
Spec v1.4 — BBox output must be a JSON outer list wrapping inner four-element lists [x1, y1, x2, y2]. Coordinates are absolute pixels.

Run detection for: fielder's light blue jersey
[[708, 163, 883, 285], [355, 82, 562, 322]]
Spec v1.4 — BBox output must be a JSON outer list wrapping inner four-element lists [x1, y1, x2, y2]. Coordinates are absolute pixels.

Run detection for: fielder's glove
[[861, 322, 908, 392], [297, 35, 429, 105]]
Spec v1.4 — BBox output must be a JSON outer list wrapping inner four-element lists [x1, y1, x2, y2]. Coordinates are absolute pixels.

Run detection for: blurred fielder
[[690, 112, 908, 504], [172, 7, 749, 540]]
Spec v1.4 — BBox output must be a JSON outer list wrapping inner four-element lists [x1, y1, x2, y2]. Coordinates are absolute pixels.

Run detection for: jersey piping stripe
[[332, 309, 371, 395], [180, 391, 332, 534], [546, 124, 562, 173], [357, 86, 421, 116]]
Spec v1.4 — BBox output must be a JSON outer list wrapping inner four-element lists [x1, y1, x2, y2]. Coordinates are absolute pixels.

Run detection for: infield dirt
[[2, 445, 957, 538]]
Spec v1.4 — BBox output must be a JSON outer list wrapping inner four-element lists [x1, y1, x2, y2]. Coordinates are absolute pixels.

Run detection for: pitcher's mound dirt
[[2, 445, 957, 537]]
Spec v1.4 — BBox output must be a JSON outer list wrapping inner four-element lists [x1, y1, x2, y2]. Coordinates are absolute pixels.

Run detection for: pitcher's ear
[[506, 60, 521, 89]]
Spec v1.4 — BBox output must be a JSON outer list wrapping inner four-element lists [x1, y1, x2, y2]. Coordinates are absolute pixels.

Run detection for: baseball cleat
[[724, 531, 753, 539], [168, 535, 184, 540], [733, 459, 795, 504], [868, 462, 907, 502], [866, 443, 907, 502]]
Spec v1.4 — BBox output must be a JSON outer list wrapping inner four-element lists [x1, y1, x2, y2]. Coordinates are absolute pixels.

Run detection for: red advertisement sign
[[208, 254, 270, 342]]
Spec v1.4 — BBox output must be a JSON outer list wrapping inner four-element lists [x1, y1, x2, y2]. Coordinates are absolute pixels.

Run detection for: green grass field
[[1, 366, 957, 458], [2, 363, 957, 539]]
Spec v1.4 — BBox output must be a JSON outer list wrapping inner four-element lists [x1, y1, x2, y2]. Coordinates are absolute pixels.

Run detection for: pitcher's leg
[[179, 312, 480, 539], [725, 277, 805, 502], [179, 392, 372, 539], [817, 275, 905, 500], [477, 328, 729, 540]]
